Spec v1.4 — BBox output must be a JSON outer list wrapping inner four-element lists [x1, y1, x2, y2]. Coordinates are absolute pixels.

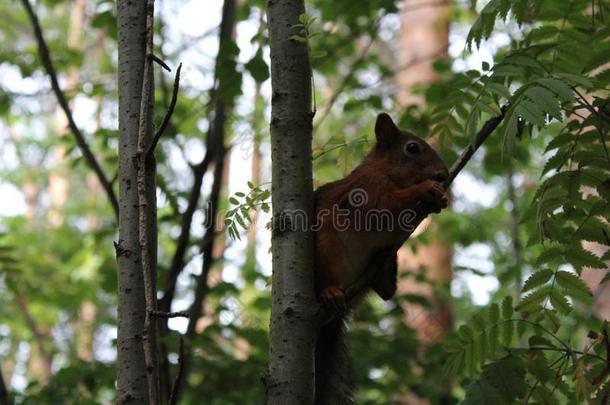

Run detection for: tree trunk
[[265, 0, 317, 403], [116, 1, 157, 403]]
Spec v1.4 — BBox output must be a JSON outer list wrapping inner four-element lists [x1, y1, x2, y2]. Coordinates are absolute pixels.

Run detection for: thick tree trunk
[[265, 0, 317, 403], [116, 1, 157, 403]]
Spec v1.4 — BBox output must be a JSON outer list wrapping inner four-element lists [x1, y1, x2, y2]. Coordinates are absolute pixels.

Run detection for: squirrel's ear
[[375, 113, 399, 147]]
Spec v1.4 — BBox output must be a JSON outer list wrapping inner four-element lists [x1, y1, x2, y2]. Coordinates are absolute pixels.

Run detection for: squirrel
[[313, 112, 449, 404]]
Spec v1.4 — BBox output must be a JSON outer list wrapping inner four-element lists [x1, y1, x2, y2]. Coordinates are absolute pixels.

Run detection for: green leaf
[[524, 86, 562, 120], [458, 325, 475, 342], [555, 73, 592, 89], [522, 269, 553, 293], [477, 331, 488, 363], [488, 324, 499, 358], [549, 289, 572, 314], [462, 357, 527, 404], [487, 82, 511, 98], [489, 303, 500, 323], [245, 50, 270, 83], [290, 35, 307, 43], [517, 286, 551, 312], [536, 78, 575, 102], [501, 296, 513, 319], [516, 99, 546, 127], [310, 50, 328, 59], [563, 245, 606, 271], [505, 53, 545, 71], [235, 213, 249, 230], [555, 270, 593, 303], [501, 320, 513, 346]]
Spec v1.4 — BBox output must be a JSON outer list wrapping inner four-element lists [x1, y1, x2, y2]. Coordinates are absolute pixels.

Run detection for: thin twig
[[19, 0, 119, 220], [150, 310, 190, 319], [443, 106, 508, 189], [150, 54, 171, 72], [148, 63, 182, 157], [167, 338, 185, 405], [135, 0, 159, 403]]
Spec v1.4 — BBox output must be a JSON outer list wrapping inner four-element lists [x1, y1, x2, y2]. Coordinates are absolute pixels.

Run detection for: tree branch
[[443, 106, 508, 189], [158, 153, 212, 313], [147, 63, 183, 158], [20, 0, 119, 220], [135, 0, 159, 403]]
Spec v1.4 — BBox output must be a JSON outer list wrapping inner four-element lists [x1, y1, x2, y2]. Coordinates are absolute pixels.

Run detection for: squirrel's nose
[[434, 169, 448, 183]]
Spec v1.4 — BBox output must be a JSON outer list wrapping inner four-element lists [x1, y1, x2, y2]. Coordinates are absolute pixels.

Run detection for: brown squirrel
[[313, 113, 449, 404]]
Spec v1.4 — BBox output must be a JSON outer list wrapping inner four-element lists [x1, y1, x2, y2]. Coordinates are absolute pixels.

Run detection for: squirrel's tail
[[315, 316, 354, 405]]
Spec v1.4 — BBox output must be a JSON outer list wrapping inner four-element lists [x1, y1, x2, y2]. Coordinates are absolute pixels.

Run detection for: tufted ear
[[374, 113, 399, 148]]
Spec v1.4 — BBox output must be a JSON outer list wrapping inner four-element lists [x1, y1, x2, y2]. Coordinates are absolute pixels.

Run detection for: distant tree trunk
[[396, 0, 451, 341], [48, 0, 87, 227], [116, 0, 157, 403], [396, 1, 452, 403], [265, 0, 317, 403]]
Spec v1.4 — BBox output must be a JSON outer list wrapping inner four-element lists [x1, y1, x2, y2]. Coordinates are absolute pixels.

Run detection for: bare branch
[[19, 0, 119, 220], [443, 106, 508, 188], [150, 310, 190, 319], [148, 63, 182, 157], [150, 54, 171, 72], [158, 152, 211, 313]]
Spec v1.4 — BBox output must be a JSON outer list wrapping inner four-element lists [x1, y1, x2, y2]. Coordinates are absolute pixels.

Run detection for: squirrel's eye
[[404, 142, 420, 154]]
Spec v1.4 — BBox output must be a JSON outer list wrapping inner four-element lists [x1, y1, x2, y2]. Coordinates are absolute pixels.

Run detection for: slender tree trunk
[[116, 1, 157, 403], [265, 1, 317, 403]]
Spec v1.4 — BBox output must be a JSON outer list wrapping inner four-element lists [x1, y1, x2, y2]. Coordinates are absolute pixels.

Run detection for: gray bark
[[265, 0, 317, 403], [117, 1, 157, 403]]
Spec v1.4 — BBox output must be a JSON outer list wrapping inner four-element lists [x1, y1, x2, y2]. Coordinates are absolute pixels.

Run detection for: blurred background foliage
[[0, 0, 609, 403]]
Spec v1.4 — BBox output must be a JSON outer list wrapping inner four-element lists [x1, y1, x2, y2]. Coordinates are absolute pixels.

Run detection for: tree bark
[[265, 1, 317, 403], [116, 1, 157, 403]]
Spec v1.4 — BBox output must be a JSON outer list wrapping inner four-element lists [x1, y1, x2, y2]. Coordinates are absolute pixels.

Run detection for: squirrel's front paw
[[418, 180, 448, 213], [319, 286, 347, 310]]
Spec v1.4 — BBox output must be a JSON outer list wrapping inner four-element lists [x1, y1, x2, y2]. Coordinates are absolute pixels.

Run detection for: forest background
[[0, 0, 609, 403]]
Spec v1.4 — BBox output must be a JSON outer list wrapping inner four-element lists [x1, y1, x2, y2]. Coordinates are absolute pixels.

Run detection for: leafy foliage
[[439, 0, 610, 402], [1, 0, 610, 403]]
